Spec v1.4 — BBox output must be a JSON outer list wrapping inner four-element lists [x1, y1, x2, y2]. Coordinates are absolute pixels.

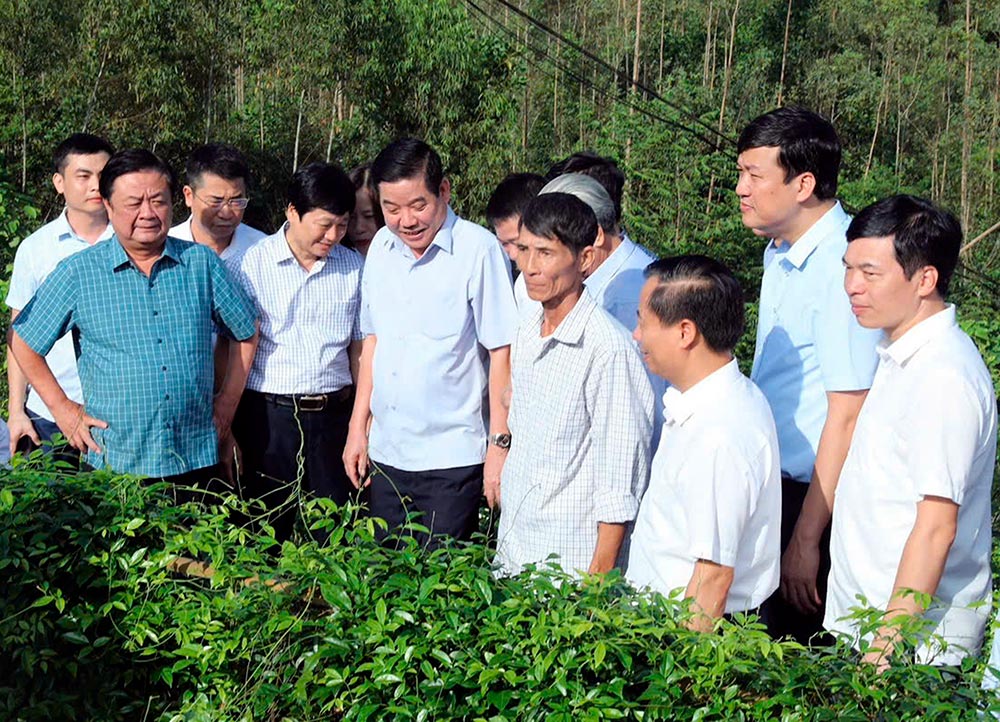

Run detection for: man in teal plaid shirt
[[9, 149, 258, 492]]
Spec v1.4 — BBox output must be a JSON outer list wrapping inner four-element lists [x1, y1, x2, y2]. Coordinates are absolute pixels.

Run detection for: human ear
[[52, 173, 65, 196], [916, 265, 940, 299], [182, 185, 195, 210], [795, 172, 817, 202]]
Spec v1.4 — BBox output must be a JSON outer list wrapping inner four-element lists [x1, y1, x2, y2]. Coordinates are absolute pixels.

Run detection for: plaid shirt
[[13, 236, 257, 477]]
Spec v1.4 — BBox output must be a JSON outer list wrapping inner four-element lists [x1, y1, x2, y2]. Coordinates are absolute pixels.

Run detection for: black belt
[[258, 386, 354, 412]]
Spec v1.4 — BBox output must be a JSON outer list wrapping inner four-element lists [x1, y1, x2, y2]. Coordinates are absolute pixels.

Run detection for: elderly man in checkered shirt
[[495, 192, 653, 578]]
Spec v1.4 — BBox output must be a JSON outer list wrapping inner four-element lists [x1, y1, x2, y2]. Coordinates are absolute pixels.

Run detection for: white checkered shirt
[[495, 290, 654, 577], [228, 226, 364, 395]]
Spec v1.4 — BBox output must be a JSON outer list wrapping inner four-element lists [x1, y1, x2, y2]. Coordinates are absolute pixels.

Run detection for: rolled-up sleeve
[[589, 345, 654, 523], [12, 259, 78, 357]]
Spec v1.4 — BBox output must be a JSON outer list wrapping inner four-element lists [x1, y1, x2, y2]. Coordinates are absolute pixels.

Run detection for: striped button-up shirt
[[495, 290, 654, 577], [229, 225, 363, 395], [13, 236, 257, 477]]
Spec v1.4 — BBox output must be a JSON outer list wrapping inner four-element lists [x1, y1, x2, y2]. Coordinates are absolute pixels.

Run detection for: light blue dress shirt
[[13, 236, 257, 477], [750, 202, 881, 482], [360, 208, 518, 471]]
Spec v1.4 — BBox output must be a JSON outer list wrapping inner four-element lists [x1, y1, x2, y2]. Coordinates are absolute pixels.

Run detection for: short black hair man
[[737, 107, 881, 643], [628, 255, 782, 630], [5, 133, 115, 463], [9, 149, 259, 496], [172, 142, 266, 261], [828, 195, 995, 669], [485, 172, 545, 268], [229, 162, 364, 541], [494, 192, 653, 577], [343, 138, 518, 545]]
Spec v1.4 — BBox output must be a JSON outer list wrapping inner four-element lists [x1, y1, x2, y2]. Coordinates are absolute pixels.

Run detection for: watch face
[[491, 433, 512, 449]]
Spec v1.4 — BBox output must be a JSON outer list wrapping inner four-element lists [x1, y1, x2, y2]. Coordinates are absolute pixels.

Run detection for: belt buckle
[[296, 394, 327, 412]]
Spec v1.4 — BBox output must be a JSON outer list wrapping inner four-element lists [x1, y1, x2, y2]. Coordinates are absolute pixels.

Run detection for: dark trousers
[[761, 475, 833, 645], [158, 464, 230, 506], [232, 388, 356, 542], [369, 460, 483, 548], [19, 411, 81, 469]]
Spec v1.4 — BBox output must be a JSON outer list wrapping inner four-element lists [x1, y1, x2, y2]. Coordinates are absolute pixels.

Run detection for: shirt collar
[[661, 357, 741, 427], [771, 202, 848, 269], [584, 236, 637, 294], [877, 305, 957, 367], [108, 235, 185, 270], [527, 290, 599, 352], [55, 208, 113, 244], [270, 223, 298, 264], [384, 206, 457, 258]]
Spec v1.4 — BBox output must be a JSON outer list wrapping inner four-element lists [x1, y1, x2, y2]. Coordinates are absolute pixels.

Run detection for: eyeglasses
[[193, 191, 250, 209]]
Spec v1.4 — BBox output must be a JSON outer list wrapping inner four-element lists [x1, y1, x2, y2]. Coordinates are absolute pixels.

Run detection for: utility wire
[[465, 0, 732, 153], [478, 0, 734, 147]]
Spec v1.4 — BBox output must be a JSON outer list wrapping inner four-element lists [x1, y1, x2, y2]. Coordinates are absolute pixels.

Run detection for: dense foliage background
[[0, 0, 999, 717]]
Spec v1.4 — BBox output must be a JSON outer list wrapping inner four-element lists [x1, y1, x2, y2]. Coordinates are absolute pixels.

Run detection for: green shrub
[[0, 463, 997, 721]]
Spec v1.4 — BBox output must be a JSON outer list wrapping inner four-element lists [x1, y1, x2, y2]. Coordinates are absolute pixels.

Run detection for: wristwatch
[[488, 433, 512, 449]]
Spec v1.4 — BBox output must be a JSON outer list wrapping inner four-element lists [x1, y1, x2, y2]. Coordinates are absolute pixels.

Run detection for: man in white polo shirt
[[827, 195, 996, 668], [628, 255, 781, 630], [230, 162, 363, 541], [170, 143, 266, 261], [5, 133, 115, 462], [343, 138, 518, 546]]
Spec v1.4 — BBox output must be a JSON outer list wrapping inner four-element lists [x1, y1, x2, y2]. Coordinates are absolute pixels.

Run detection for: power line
[[464, 0, 732, 153], [478, 0, 734, 147]]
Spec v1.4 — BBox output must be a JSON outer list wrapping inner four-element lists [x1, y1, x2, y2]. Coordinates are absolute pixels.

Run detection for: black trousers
[[158, 464, 230, 506], [233, 388, 356, 541], [761, 475, 834, 645], [369, 460, 483, 548]]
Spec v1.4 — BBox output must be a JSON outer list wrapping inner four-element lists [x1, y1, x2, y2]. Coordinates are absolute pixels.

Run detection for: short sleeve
[[11, 259, 79, 356], [588, 344, 654, 523], [469, 240, 517, 350], [676, 432, 762, 567], [6, 237, 42, 311], [905, 372, 985, 505], [812, 269, 880, 391], [209, 253, 257, 341]]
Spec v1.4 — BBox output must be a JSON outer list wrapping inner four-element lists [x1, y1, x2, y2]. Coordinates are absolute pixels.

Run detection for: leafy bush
[[2, 464, 998, 721]]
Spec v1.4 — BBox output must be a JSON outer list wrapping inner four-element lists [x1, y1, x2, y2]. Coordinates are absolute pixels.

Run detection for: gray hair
[[539, 173, 617, 233]]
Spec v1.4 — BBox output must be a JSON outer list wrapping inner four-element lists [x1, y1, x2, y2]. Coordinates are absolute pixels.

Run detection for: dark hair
[[287, 161, 356, 217], [52, 133, 115, 174], [486, 173, 546, 226], [546, 151, 625, 223], [371, 138, 444, 196], [643, 255, 745, 353], [349, 163, 385, 228], [737, 107, 841, 200], [185, 143, 252, 188], [520, 192, 598, 256], [846, 194, 962, 298], [99, 149, 176, 200]]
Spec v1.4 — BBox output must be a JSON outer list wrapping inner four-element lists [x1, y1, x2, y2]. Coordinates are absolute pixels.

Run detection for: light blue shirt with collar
[[750, 202, 881, 482], [360, 207, 518, 471], [5, 209, 114, 421]]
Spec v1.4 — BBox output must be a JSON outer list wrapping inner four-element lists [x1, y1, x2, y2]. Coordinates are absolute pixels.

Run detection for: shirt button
[[153, 311, 159, 317], [157, 339, 163, 344], [164, 394, 170, 400], [161, 366, 167, 371]]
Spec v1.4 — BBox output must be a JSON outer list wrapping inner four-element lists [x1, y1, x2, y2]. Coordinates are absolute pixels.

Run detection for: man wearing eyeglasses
[[170, 143, 266, 261]]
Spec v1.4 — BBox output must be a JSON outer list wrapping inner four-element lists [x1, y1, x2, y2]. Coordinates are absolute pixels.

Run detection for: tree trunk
[[960, 0, 973, 231], [626, 0, 643, 168], [293, 88, 305, 173], [776, 0, 792, 106]]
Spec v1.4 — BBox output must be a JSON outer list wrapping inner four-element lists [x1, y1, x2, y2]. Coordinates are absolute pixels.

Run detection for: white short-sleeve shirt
[[360, 208, 518, 471], [494, 290, 654, 577], [228, 226, 363, 395], [5, 210, 113, 421], [627, 359, 782, 614], [169, 217, 266, 263], [825, 305, 997, 665]]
